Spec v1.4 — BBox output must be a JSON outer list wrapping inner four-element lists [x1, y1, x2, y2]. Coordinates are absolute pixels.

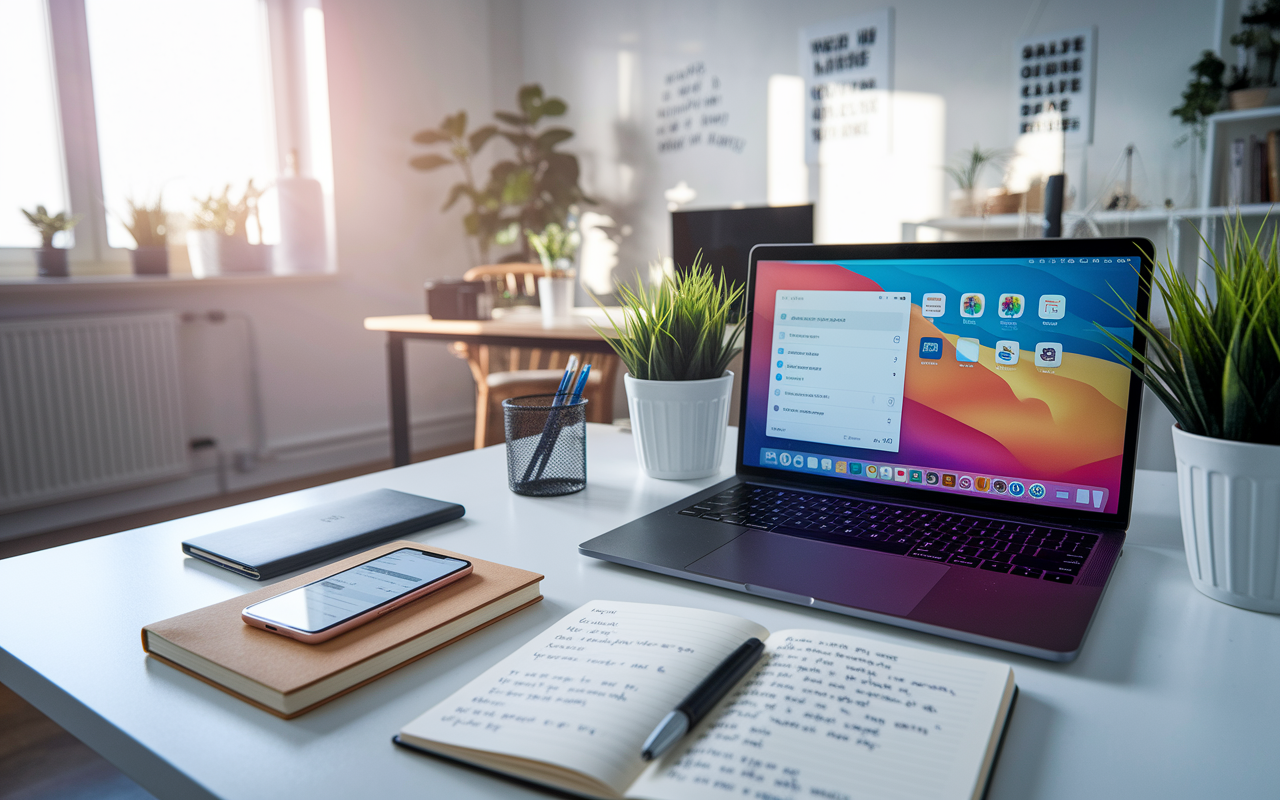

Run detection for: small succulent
[[526, 222, 579, 277], [21, 205, 80, 248], [124, 196, 168, 249], [191, 181, 266, 241]]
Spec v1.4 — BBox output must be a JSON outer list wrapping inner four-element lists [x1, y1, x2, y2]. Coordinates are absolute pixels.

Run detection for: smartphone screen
[[245, 548, 470, 633]]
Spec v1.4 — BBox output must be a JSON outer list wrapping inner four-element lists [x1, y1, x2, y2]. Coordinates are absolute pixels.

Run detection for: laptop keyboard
[[679, 484, 1097, 584]]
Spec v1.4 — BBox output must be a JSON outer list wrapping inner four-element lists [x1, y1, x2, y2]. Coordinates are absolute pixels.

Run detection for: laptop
[[581, 239, 1153, 661]]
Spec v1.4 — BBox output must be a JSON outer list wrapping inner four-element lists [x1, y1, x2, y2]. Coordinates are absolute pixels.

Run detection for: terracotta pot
[[1228, 87, 1270, 110]]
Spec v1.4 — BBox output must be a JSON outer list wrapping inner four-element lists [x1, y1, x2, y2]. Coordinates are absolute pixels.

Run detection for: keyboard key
[[745, 522, 772, 530], [979, 561, 1012, 573], [956, 545, 982, 557], [721, 517, 745, 525], [948, 555, 982, 567], [1010, 566, 1042, 578], [1043, 573, 1074, 584], [1012, 554, 1080, 573], [700, 513, 722, 521], [908, 551, 949, 562], [679, 509, 700, 516]]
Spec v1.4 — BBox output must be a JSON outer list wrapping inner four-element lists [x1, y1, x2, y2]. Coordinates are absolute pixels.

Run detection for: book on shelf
[[396, 600, 1017, 800], [1229, 137, 1245, 206], [142, 541, 543, 718]]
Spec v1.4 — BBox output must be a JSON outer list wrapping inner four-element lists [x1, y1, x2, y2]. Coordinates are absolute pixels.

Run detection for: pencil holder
[[503, 394, 587, 496]]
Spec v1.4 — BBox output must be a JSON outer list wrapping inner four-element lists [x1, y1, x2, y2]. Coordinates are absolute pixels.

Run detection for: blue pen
[[534, 364, 590, 480], [522, 357, 580, 484]]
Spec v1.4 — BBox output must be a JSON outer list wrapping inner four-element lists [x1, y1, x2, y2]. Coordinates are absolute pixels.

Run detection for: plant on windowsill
[[124, 196, 169, 276], [1100, 216, 1280, 613], [527, 221, 580, 326], [22, 205, 80, 278], [943, 145, 1005, 217], [187, 181, 269, 277], [594, 256, 745, 479]]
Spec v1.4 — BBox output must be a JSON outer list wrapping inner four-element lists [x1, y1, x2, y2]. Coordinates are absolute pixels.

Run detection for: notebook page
[[400, 600, 769, 797], [628, 630, 1014, 800]]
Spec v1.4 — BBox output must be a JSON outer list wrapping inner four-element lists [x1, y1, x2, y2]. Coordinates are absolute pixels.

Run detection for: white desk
[[0, 425, 1275, 799]]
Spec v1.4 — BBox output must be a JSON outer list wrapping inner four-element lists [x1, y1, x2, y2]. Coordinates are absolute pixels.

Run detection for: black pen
[[641, 637, 765, 761]]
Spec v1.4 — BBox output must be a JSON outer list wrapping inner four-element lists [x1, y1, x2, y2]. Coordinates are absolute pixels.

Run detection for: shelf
[[910, 205, 1279, 233]]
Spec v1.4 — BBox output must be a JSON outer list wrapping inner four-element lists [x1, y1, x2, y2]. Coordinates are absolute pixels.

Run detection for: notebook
[[396, 600, 1016, 800], [581, 238, 1154, 661], [181, 488, 465, 579], [143, 542, 542, 718]]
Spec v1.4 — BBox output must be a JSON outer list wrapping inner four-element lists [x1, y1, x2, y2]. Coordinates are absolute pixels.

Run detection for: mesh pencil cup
[[503, 394, 587, 496]]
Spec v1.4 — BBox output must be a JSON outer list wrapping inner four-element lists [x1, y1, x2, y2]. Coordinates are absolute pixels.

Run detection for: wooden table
[[364, 309, 620, 466]]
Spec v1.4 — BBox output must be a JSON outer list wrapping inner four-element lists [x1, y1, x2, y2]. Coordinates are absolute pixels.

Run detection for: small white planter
[[1173, 425, 1280, 613], [625, 371, 733, 480], [538, 275, 576, 327]]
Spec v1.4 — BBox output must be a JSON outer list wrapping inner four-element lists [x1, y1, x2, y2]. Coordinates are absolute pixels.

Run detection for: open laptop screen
[[739, 248, 1148, 520]]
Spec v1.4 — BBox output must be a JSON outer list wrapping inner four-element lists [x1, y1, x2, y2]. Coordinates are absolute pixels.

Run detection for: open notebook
[[396, 600, 1016, 800]]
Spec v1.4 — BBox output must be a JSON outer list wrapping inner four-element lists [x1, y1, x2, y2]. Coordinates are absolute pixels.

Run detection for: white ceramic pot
[[625, 371, 733, 480], [186, 230, 222, 278], [1172, 425, 1280, 613], [538, 275, 576, 327]]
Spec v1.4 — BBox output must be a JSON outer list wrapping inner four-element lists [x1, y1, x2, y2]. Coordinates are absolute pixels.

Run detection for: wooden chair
[[451, 263, 620, 449]]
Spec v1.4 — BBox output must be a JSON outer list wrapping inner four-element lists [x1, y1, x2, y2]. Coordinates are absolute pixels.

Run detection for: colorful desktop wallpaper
[[743, 259, 1142, 515]]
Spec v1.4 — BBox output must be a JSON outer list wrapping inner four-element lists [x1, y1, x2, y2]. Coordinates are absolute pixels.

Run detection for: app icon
[[942, 473, 956, 487], [1008, 481, 1026, 497], [1028, 483, 1046, 499], [763, 451, 778, 464], [792, 453, 804, 467], [776, 374, 782, 380], [778, 331, 785, 339], [958, 475, 973, 490], [998, 293, 1025, 318], [955, 337, 980, 363], [880, 466, 895, 481], [995, 340, 1020, 365], [909, 469, 923, 483], [821, 458, 833, 471], [922, 293, 946, 317], [780, 313, 787, 319], [976, 477, 991, 492], [778, 347, 784, 354], [835, 461, 847, 473], [1092, 490, 1104, 508], [992, 479, 1008, 493], [849, 462, 862, 474], [866, 465, 877, 477], [960, 293, 985, 317], [925, 471, 939, 485], [1056, 490, 1071, 500], [919, 337, 943, 359], [777, 360, 783, 368], [1076, 488, 1089, 504], [1035, 342, 1063, 368], [806, 456, 818, 469], [1039, 294, 1066, 319], [894, 467, 909, 482]]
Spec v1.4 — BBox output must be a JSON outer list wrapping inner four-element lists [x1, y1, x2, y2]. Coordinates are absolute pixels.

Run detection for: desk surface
[[1, 425, 1275, 800], [364, 307, 618, 342]]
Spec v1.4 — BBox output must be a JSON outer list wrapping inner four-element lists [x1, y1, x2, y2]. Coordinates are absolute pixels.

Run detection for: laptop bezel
[[734, 239, 1154, 532]]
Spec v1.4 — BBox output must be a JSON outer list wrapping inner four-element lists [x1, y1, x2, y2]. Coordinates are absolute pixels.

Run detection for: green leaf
[[499, 131, 532, 148], [441, 111, 467, 139], [441, 182, 473, 212], [412, 128, 451, 144], [495, 111, 528, 127], [468, 125, 498, 153], [518, 84, 544, 119], [409, 154, 452, 171], [501, 168, 535, 205], [535, 128, 574, 151], [540, 98, 568, 117]]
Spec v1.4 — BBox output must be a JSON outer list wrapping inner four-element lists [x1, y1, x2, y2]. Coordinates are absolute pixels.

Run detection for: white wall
[[509, 0, 1218, 286], [0, 0, 494, 538]]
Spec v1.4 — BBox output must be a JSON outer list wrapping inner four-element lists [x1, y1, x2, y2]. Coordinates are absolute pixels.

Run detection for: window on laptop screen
[[742, 257, 1142, 516]]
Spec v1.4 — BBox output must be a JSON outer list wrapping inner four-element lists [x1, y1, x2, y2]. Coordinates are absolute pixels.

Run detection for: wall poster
[[801, 9, 894, 164], [1014, 27, 1096, 145]]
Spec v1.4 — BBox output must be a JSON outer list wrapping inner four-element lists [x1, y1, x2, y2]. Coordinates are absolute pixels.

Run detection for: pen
[[521, 358, 579, 484], [533, 363, 590, 480], [641, 637, 765, 761]]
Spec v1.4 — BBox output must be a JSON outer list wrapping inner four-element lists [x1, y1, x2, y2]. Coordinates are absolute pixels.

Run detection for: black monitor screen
[[671, 204, 814, 289]]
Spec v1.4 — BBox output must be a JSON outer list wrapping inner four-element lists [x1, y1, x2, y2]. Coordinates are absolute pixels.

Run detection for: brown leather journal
[[142, 541, 543, 718]]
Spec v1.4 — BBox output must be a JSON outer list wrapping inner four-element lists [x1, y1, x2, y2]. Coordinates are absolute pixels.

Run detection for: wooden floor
[[0, 440, 470, 799]]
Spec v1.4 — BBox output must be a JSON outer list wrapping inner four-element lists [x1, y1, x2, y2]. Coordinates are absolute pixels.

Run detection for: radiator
[[0, 312, 189, 512]]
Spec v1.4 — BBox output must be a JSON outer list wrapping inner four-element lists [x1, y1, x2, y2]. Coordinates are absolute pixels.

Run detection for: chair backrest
[[463, 263, 546, 301]]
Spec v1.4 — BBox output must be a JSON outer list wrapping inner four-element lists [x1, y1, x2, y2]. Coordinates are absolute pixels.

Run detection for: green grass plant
[[1100, 216, 1280, 445], [595, 255, 744, 382]]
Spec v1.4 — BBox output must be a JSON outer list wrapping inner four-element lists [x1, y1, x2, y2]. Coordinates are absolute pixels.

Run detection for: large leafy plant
[[410, 84, 589, 265], [595, 257, 745, 382], [1101, 217, 1280, 445]]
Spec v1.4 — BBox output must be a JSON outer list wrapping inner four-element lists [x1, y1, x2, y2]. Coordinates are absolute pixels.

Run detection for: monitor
[[671, 204, 814, 289]]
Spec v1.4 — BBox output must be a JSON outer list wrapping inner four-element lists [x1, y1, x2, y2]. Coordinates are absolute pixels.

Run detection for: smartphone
[[241, 547, 472, 644]]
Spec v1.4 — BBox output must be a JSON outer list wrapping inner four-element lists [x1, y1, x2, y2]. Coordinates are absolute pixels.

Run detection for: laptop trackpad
[[686, 530, 949, 618]]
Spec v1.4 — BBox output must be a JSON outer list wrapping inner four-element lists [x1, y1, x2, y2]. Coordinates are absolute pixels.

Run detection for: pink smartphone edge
[[240, 548, 474, 644]]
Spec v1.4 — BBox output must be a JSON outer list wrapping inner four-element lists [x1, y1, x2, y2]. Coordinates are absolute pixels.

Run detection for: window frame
[[0, 0, 330, 276]]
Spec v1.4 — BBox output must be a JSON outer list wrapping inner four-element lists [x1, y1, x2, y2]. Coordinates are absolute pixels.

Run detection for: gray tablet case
[[181, 489, 465, 580]]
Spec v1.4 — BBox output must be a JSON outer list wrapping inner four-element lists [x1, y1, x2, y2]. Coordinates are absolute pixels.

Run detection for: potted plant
[[21, 205, 79, 277], [596, 259, 744, 479], [124, 196, 169, 276], [187, 181, 269, 277], [1102, 217, 1280, 612], [527, 221, 579, 326], [943, 145, 1004, 217], [410, 84, 591, 266], [1227, 1, 1280, 109]]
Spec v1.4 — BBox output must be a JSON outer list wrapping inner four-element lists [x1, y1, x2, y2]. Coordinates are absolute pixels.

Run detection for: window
[[0, 0, 333, 275]]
